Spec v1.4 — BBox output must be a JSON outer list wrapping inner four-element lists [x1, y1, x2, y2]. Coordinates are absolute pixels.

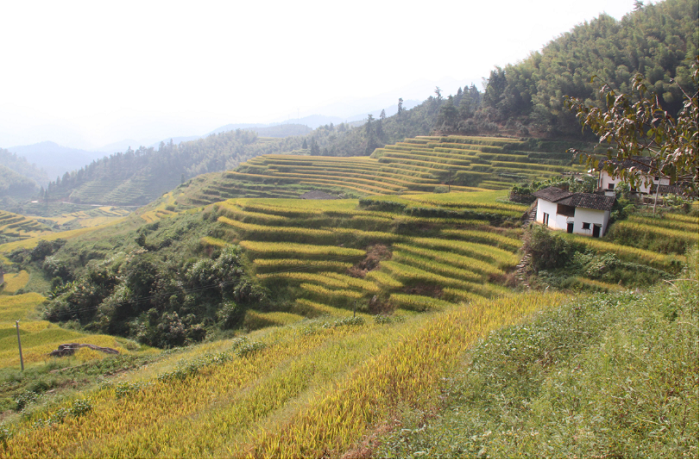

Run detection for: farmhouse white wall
[[536, 199, 566, 230], [537, 198, 610, 236], [572, 207, 609, 236], [599, 171, 670, 194]]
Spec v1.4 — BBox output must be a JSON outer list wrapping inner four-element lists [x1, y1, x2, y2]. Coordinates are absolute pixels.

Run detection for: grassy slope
[[375, 256, 699, 459]]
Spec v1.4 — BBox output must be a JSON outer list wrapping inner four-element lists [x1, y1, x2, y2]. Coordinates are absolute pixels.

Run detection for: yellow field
[[1, 270, 29, 293], [0, 293, 140, 369], [0, 292, 570, 458], [0, 223, 118, 253]]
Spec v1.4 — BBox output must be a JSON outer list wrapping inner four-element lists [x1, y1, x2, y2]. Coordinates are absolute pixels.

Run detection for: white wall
[[600, 171, 669, 194], [536, 198, 565, 230], [538, 198, 610, 237], [573, 207, 609, 236]]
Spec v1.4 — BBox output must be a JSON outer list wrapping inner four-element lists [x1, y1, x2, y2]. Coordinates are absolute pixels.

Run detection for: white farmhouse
[[597, 156, 671, 194], [533, 186, 616, 238]]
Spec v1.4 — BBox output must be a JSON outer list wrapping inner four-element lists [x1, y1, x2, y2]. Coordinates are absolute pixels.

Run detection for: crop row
[[239, 241, 365, 260], [392, 243, 505, 276], [253, 259, 353, 274]]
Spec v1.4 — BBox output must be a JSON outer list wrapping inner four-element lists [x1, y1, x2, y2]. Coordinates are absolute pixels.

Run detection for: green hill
[[476, 0, 698, 137]]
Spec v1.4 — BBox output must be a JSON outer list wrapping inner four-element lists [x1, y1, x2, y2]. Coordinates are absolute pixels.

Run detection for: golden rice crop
[[292, 299, 356, 318], [258, 273, 352, 289], [391, 251, 484, 282], [380, 261, 484, 292], [364, 271, 404, 288], [218, 202, 289, 224], [239, 241, 365, 260], [0, 285, 572, 457], [392, 243, 504, 276], [575, 277, 626, 293], [200, 236, 228, 248], [664, 212, 699, 224], [299, 283, 364, 301], [565, 234, 680, 269], [218, 216, 336, 243], [440, 229, 522, 251], [320, 272, 380, 293], [253, 259, 352, 274], [244, 311, 305, 330], [0, 224, 116, 253], [2, 270, 30, 293], [0, 292, 46, 322], [407, 237, 519, 268], [441, 287, 488, 303], [389, 293, 455, 311], [613, 221, 698, 243], [627, 215, 698, 232], [329, 228, 400, 244]]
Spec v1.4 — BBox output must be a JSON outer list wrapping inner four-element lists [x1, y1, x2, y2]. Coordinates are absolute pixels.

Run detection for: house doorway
[[592, 224, 601, 238], [567, 223, 574, 233]]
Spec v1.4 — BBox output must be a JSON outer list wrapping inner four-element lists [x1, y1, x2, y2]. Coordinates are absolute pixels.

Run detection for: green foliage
[[377, 273, 699, 458], [567, 58, 699, 194], [523, 225, 578, 270], [40, 212, 264, 348], [478, 0, 698, 137]]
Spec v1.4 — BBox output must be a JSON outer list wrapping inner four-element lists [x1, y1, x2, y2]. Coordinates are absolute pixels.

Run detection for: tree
[[302, 139, 308, 149], [365, 114, 376, 155], [380, 109, 386, 120], [436, 96, 459, 132], [398, 98, 403, 117], [309, 138, 320, 156], [566, 64, 699, 197]]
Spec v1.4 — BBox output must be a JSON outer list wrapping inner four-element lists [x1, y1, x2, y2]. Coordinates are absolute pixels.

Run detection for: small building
[[533, 187, 615, 238], [597, 156, 670, 194]]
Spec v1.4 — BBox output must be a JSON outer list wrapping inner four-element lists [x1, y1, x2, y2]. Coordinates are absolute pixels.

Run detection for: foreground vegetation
[[0, 292, 569, 458], [376, 257, 698, 458]]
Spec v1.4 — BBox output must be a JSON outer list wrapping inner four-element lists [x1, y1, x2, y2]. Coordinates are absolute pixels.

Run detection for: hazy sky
[[0, 0, 645, 149]]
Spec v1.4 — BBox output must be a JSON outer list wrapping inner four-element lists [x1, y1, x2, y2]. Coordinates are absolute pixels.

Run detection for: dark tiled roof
[[535, 186, 615, 211], [598, 156, 653, 173], [299, 190, 339, 200], [532, 187, 573, 202], [558, 194, 616, 211]]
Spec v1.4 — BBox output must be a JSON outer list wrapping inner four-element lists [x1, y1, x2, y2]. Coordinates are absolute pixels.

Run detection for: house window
[[582, 222, 590, 230], [543, 212, 549, 226], [607, 183, 614, 190]]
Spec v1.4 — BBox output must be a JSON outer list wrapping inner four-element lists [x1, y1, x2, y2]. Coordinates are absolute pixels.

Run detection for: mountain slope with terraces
[[156, 135, 595, 210]]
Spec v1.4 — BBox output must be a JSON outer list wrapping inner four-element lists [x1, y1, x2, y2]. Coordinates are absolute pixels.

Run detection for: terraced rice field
[[0, 210, 50, 241], [180, 135, 587, 205], [0, 291, 570, 458], [217, 192, 526, 321], [32, 206, 131, 230], [0, 293, 140, 369]]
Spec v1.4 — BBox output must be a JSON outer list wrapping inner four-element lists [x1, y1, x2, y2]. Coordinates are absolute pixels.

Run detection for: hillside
[[476, 0, 698, 137], [41, 131, 307, 206], [0, 149, 49, 188], [0, 165, 38, 200], [5, 142, 100, 182], [152, 135, 600, 209]]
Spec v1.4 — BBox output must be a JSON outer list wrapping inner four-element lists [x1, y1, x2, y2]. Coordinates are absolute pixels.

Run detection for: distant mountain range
[[4, 100, 420, 180]]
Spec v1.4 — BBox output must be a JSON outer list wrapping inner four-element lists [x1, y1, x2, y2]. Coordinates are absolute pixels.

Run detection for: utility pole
[[16, 320, 24, 371]]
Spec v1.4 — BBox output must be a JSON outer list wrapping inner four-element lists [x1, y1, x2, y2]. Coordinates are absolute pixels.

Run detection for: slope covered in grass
[[376, 258, 699, 459]]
